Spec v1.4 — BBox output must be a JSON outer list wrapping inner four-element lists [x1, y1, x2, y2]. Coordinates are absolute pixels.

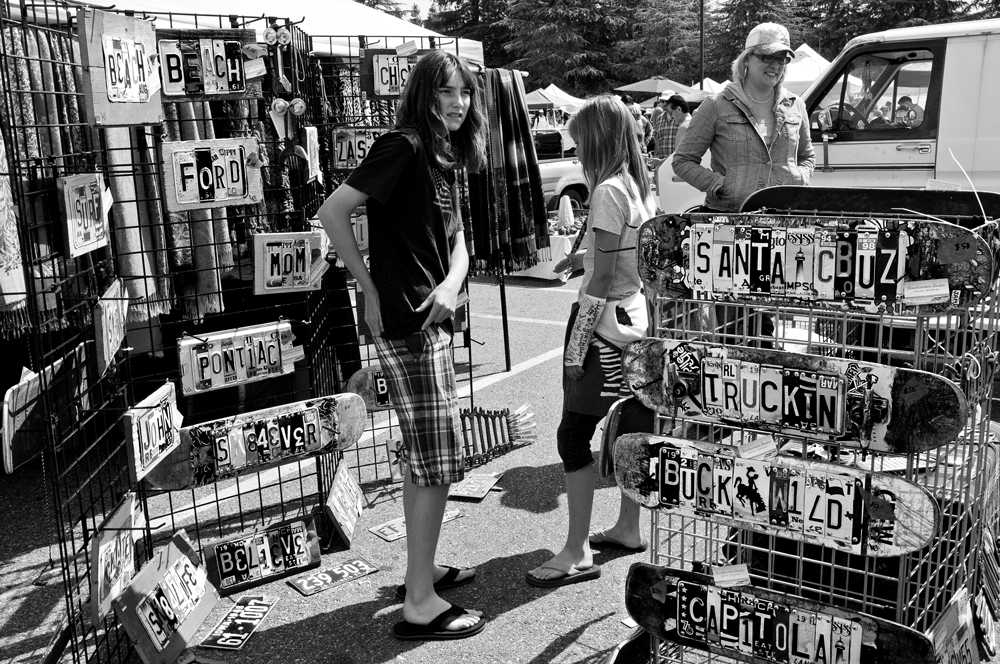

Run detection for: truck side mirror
[[817, 109, 833, 131]]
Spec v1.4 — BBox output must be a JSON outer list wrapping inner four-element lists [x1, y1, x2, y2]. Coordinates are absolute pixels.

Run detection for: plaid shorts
[[374, 325, 464, 487]]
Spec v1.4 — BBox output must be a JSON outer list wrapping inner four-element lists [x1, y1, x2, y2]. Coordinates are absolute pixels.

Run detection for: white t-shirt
[[579, 174, 657, 301]]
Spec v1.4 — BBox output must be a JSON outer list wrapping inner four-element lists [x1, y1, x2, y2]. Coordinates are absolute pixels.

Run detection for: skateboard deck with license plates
[[613, 433, 940, 557], [625, 562, 936, 664], [623, 337, 967, 454], [636, 213, 993, 314], [143, 393, 365, 490]]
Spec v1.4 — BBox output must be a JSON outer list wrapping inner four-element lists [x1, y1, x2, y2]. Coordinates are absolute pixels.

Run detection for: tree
[[503, 0, 634, 95], [407, 3, 423, 25], [618, 0, 703, 86], [357, 0, 405, 18], [425, 0, 511, 68]]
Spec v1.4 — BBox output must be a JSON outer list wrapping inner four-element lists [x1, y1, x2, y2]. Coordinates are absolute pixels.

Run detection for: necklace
[[746, 89, 773, 104]]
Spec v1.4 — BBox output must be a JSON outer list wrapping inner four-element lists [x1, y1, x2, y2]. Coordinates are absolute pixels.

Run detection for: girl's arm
[[417, 230, 469, 330], [317, 184, 383, 336]]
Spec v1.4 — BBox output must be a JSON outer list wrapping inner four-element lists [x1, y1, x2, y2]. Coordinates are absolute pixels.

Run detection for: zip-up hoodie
[[672, 79, 815, 212]]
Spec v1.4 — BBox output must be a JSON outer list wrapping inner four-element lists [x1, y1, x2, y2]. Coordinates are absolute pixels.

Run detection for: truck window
[[809, 47, 937, 138]]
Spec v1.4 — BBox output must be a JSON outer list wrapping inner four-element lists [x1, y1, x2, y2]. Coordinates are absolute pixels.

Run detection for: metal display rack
[[0, 4, 482, 663], [640, 192, 1000, 663]]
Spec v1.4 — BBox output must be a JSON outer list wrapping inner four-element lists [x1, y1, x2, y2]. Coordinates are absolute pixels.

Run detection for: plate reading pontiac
[[176, 321, 303, 396], [161, 137, 263, 212]]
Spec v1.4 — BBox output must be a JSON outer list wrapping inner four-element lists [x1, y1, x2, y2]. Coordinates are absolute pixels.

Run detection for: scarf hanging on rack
[[475, 68, 549, 274], [0, 127, 28, 338]]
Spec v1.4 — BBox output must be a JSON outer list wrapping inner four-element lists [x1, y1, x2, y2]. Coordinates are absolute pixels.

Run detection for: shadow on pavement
[[522, 612, 615, 664], [496, 462, 567, 514], [241, 548, 572, 663]]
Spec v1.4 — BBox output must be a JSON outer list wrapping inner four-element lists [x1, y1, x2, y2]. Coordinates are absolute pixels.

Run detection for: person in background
[[527, 95, 657, 588], [672, 21, 814, 212], [318, 50, 487, 641], [651, 91, 679, 160], [664, 94, 692, 152], [896, 95, 925, 128], [629, 103, 653, 154]]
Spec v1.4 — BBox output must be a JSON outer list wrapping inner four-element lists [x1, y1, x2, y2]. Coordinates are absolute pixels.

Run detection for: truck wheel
[[560, 187, 587, 211]]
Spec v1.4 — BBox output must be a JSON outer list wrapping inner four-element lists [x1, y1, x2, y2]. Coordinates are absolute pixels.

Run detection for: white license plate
[[171, 145, 247, 205], [69, 181, 106, 252], [101, 35, 152, 102], [334, 129, 386, 169], [159, 38, 245, 97], [371, 53, 413, 96]]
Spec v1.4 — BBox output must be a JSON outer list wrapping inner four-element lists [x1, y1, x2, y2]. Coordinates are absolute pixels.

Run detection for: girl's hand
[[364, 289, 384, 337], [416, 282, 460, 330], [553, 251, 584, 275], [565, 364, 585, 381]]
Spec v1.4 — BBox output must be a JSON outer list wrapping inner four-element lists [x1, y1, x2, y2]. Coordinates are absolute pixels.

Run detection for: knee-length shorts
[[374, 325, 464, 487]]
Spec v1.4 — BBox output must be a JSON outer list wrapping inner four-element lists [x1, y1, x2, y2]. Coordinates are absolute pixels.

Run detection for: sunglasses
[[753, 52, 792, 65]]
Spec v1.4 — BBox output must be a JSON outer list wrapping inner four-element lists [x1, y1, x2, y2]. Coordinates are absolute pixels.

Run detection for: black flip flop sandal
[[392, 603, 487, 641], [394, 565, 476, 600]]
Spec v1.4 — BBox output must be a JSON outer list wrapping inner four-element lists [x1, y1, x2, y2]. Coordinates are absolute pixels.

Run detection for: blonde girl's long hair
[[568, 95, 650, 200]]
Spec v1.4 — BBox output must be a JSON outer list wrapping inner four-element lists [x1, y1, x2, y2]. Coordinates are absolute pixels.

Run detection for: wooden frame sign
[[89, 492, 139, 623], [113, 530, 218, 664], [94, 278, 128, 375], [76, 8, 163, 125], [177, 321, 304, 396], [57, 173, 110, 257], [160, 137, 263, 212], [156, 29, 264, 100], [125, 382, 183, 483], [324, 463, 365, 546], [252, 231, 327, 295]]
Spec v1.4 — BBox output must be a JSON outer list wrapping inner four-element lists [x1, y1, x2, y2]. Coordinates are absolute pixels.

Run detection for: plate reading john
[[201, 595, 277, 650], [124, 382, 182, 483], [204, 517, 321, 595], [288, 558, 378, 596], [161, 137, 263, 212]]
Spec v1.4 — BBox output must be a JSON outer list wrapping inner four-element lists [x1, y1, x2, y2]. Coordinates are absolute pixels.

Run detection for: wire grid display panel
[[0, 1, 143, 662], [308, 35, 474, 487], [645, 284, 1000, 663]]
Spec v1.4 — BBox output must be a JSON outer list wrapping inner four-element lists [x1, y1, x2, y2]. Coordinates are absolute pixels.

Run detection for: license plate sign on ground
[[288, 558, 378, 596], [201, 595, 277, 650], [205, 517, 321, 594]]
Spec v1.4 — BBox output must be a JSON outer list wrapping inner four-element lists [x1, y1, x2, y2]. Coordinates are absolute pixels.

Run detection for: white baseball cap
[[745, 22, 794, 58]]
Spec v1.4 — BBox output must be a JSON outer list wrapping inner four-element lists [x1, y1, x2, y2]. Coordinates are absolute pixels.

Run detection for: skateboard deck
[[625, 563, 936, 664], [345, 366, 392, 412], [144, 393, 365, 490], [623, 337, 966, 454], [613, 433, 940, 557], [637, 213, 993, 314]]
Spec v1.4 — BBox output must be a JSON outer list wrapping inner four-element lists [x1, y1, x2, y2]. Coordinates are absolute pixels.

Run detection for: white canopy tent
[[541, 84, 585, 114], [784, 43, 831, 96], [77, 0, 484, 63], [699, 77, 723, 93]]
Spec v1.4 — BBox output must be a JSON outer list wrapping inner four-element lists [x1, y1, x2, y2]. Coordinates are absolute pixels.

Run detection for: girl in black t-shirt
[[318, 50, 486, 641]]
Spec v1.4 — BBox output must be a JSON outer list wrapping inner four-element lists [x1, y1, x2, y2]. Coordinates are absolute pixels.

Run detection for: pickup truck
[[656, 18, 1000, 212], [534, 129, 587, 210]]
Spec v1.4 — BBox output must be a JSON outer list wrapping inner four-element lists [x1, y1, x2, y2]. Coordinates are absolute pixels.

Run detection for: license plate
[[162, 137, 262, 212], [101, 35, 151, 103], [178, 321, 299, 396], [62, 175, 108, 257], [125, 382, 180, 482], [288, 557, 379, 596], [136, 593, 173, 651], [334, 128, 387, 169], [159, 38, 246, 97], [207, 518, 319, 593], [371, 53, 413, 96], [201, 595, 277, 650]]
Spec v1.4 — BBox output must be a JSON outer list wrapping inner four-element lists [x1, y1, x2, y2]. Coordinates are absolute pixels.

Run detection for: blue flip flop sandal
[[394, 565, 476, 600], [392, 603, 486, 641]]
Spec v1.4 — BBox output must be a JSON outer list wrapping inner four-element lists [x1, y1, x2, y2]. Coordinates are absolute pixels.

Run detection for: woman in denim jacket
[[673, 22, 815, 212]]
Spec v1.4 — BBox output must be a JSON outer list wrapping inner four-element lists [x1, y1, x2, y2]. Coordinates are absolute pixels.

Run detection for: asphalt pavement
[[181, 272, 650, 664]]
